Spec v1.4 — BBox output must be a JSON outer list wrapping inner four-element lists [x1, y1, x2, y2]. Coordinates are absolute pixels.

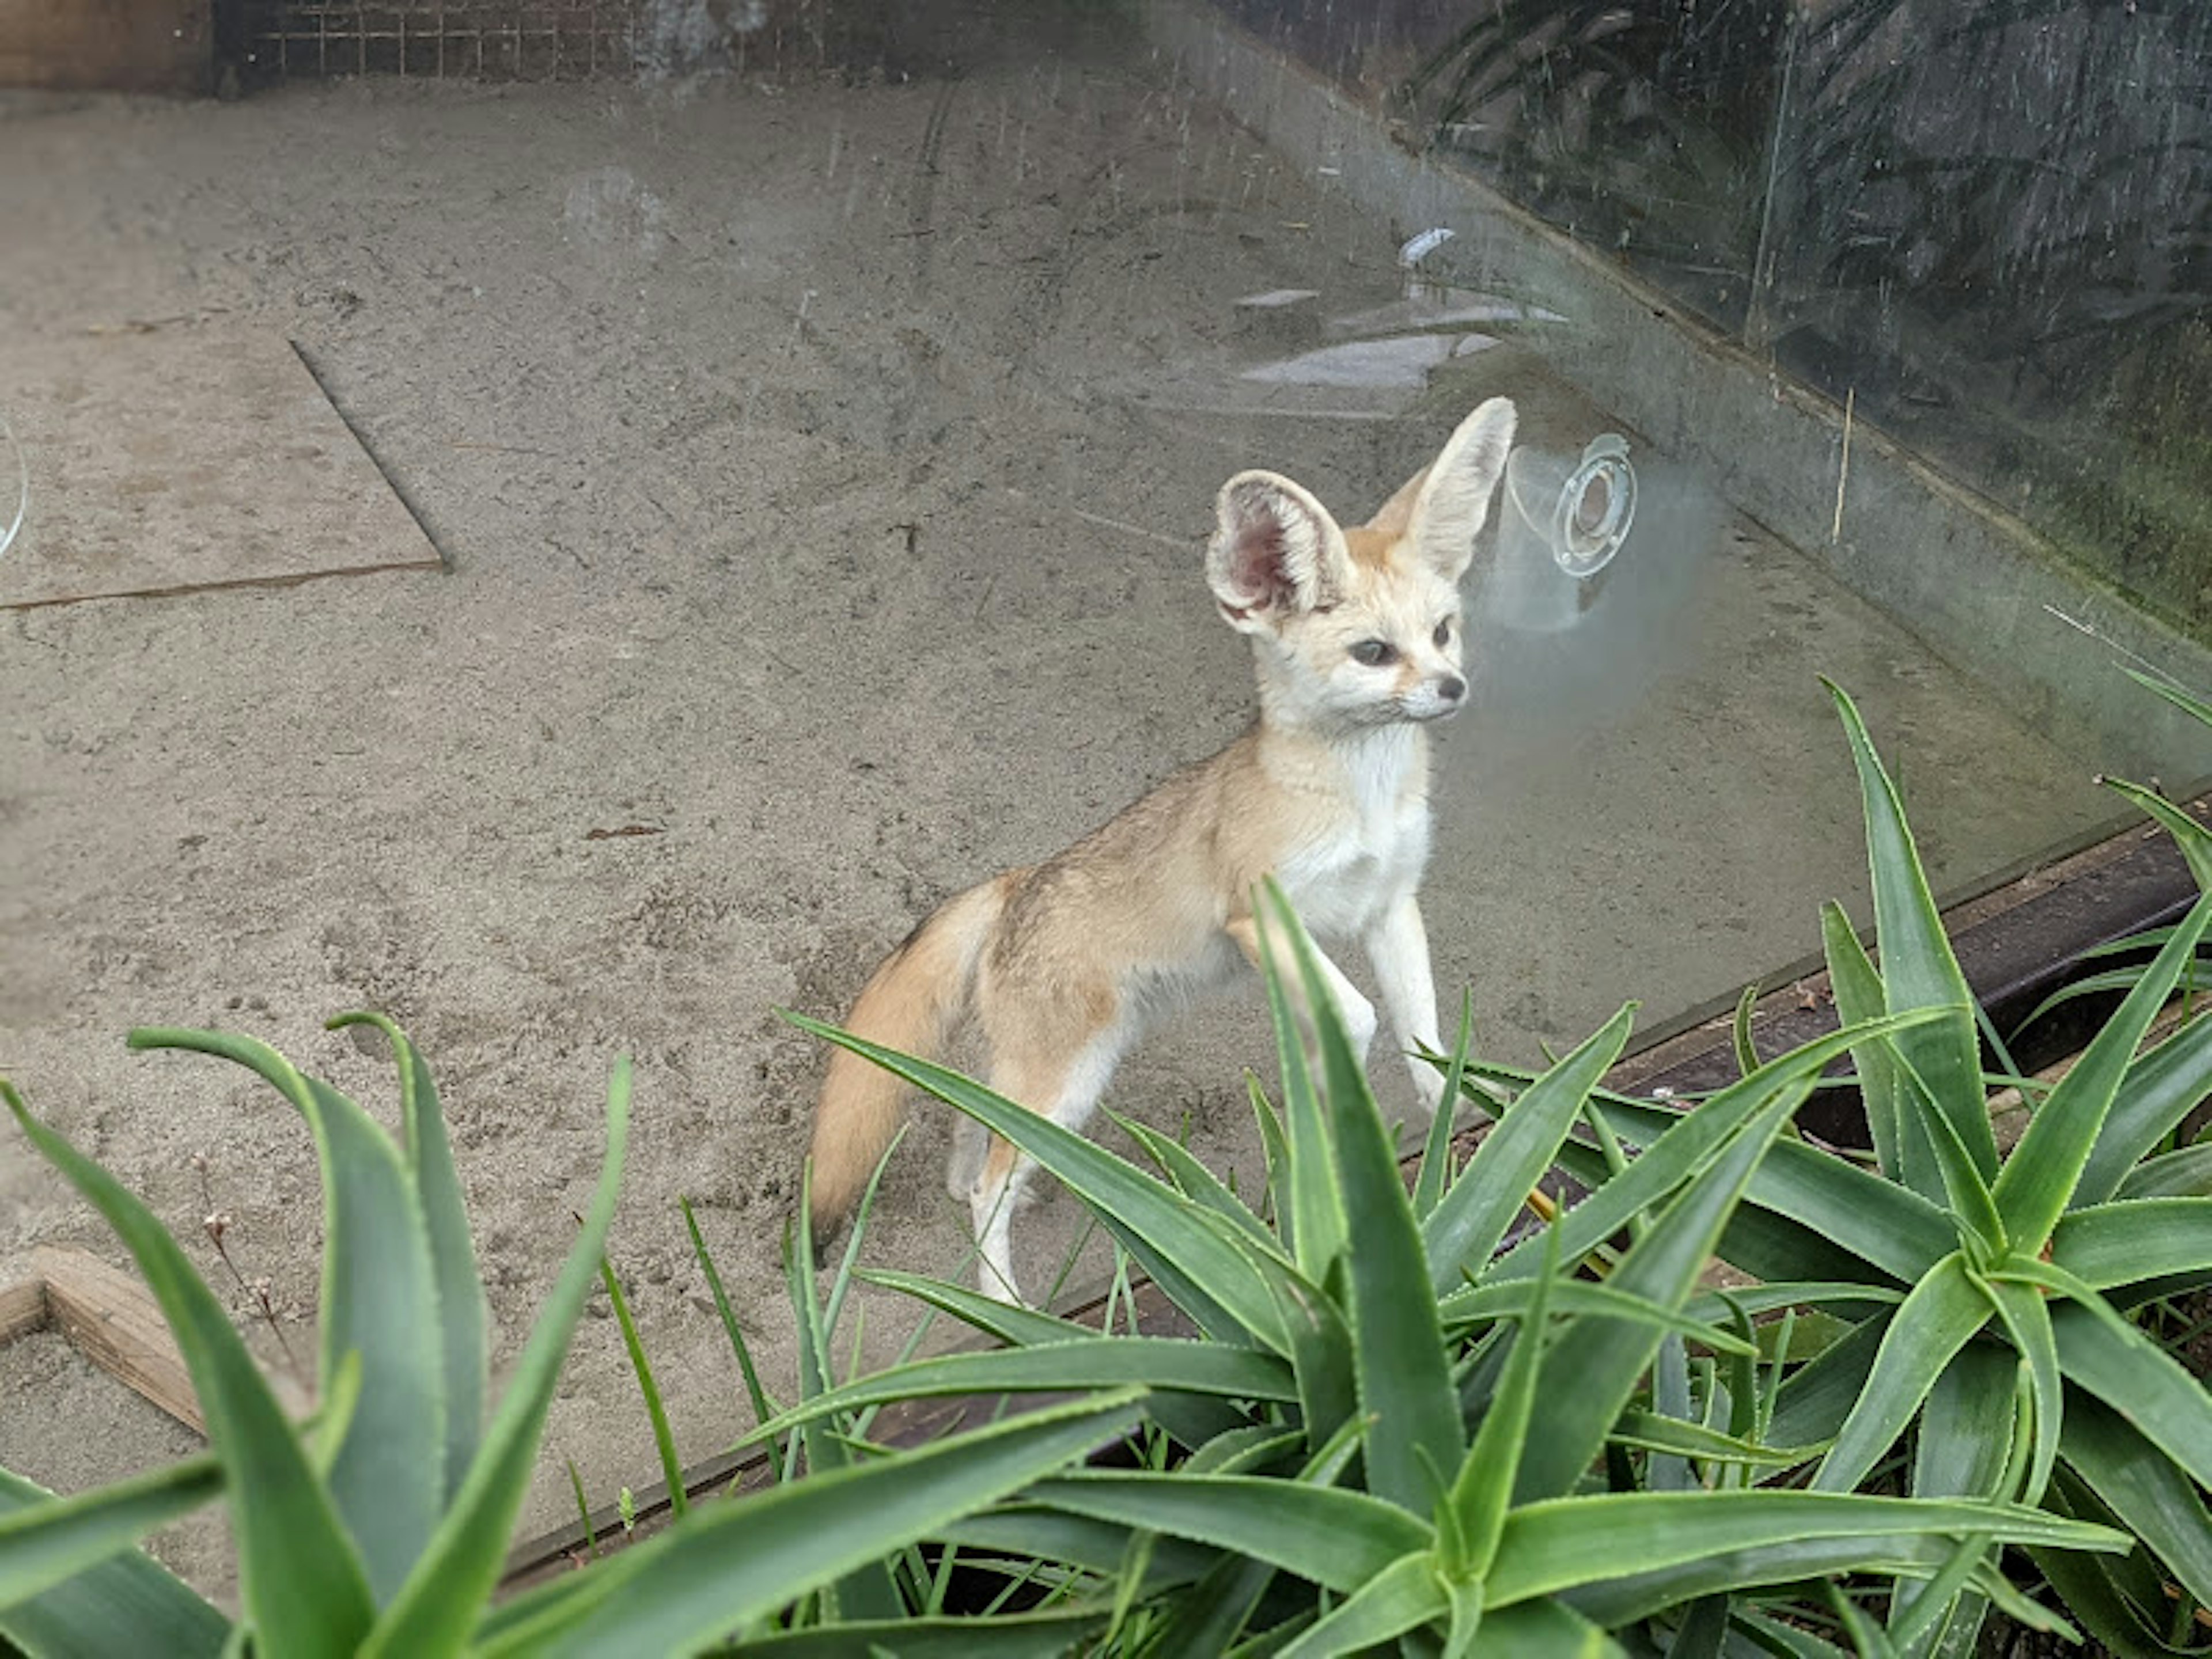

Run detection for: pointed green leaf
[[2060, 1391, 2212, 1612], [1413, 991, 1478, 1220], [1828, 682, 1998, 1183], [1979, 1278, 2061, 1504], [1425, 1006, 1634, 1293], [1447, 1224, 1555, 1575], [476, 1394, 1148, 1658], [1488, 1011, 1948, 1289], [1021, 1471, 1430, 1594], [1516, 1083, 1808, 1503], [2105, 774, 2212, 892], [0, 1463, 229, 1659], [0, 1457, 225, 1622], [854, 1267, 1104, 1347], [1260, 883, 1463, 1513], [1824, 903, 1905, 1186], [1275, 1553, 1447, 1658], [361, 1057, 629, 1658], [329, 1014, 487, 1509], [2115, 1144, 2212, 1201], [5, 1082, 376, 1654], [1445, 1277, 1758, 1354], [728, 1609, 1113, 1657], [2050, 1292, 2212, 1491], [1491, 1489, 2124, 1614], [2049, 1198, 2212, 1291], [736, 1339, 1296, 1450], [1255, 894, 1346, 1285], [129, 1028, 442, 1605], [784, 1010, 1280, 1349], [1813, 1252, 1990, 1493], [1996, 892, 2212, 1248], [1120, 1116, 1277, 1249], [2081, 1013, 2212, 1205], [1892, 1338, 2016, 1650]]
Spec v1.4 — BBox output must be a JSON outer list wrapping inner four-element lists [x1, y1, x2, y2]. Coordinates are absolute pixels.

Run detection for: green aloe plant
[[0, 1021, 1143, 1656], [1461, 682, 2212, 1654], [779, 876, 2128, 1653]]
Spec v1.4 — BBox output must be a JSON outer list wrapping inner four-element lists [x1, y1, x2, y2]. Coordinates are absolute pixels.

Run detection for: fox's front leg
[[1226, 915, 1379, 1066], [1364, 891, 1446, 1115]]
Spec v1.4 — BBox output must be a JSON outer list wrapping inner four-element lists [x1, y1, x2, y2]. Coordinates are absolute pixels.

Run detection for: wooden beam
[[0, 1274, 47, 1344], [32, 1246, 204, 1437]]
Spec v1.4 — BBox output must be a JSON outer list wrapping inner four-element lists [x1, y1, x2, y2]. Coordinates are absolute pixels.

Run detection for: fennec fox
[[809, 397, 1517, 1302]]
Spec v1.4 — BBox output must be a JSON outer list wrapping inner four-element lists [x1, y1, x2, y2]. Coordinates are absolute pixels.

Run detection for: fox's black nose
[[1439, 675, 1467, 703]]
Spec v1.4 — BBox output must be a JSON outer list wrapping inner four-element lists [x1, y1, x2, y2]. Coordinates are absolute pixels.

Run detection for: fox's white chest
[[1272, 736, 1433, 939]]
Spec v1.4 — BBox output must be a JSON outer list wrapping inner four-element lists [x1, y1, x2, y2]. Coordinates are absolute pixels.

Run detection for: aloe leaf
[[362, 1057, 629, 1658], [1979, 1279, 2061, 1504], [329, 1013, 487, 1509], [1446, 1223, 1555, 1577], [0, 1460, 227, 1654], [475, 1394, 1147, 1658], [855, 1268, 1104, 1346], [729, 1609, 1112, 1656], [682, 1196, 777, 1429], [1608, 1411, 1814, 1468], [1413, 991, 1478, 1220], [1259, 883, 1464, 1512], [2048, 1290, 2212, 1490], [1254, 897, 1344, 1283], [9, 1084, 378, 1656], [1444, 1277, 1758, 1353], [1813, 1252, 1990, 1493], [935, 1506, 1223, 1588], [735, 1339, 1297, 1449], [128, 1028, 441, 1605], [1995, 892, 2212, 1248], [1892, 1054, 2005, 1259], [1516, 1082, 1808, 1505], [1425, 1005, 1634, 1294], [1467, 1597, 1623, 1657], [784, 1010, 1281, 1349], [2048, 1198, 2212, 1291], [2115, 1144, 2212, 1201], [1020, 1471, 1431, 1595], [783, 1158, 899, 1622], [1889, 1343, 2015, 1653], [597, 1255, 684, 1520], [1583, 1098, 1954, 1284], [1119, 1117, 1278, 1249], [2059, 1392, 2212, 1613], [1488, 1011, 1945, 1288], [1824, 903, 1905, 1185], [1274, 1552, 1446, 1658], [2105, 775, 2212, 892], [1828, 682, 1999, 1184], [2082, 1013, 2212, 1205], [1493, 1488, 2125, 1615]]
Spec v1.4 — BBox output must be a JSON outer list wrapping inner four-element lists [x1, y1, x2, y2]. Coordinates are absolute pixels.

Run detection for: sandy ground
[[0, 3, 2119, 1605]]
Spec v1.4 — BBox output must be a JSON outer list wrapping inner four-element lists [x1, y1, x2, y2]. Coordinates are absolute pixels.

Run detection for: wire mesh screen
[[230, 2, 632, 78], [223, 1, 868, 80]]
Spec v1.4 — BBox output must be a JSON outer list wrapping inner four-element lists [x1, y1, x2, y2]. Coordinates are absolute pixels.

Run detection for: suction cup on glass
[[1547, 434, 1635, 579]]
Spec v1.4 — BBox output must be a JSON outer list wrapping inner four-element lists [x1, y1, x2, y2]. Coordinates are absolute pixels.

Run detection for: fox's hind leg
[[969, 1018, 1131, 1305]]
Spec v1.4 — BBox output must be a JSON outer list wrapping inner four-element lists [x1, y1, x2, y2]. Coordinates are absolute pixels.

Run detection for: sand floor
[[0, 3, 2119, 1602]]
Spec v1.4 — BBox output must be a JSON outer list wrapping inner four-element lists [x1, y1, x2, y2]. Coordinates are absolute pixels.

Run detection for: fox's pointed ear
[[1206, 471, 1353, 632], [1391, 396, 1517, 582]]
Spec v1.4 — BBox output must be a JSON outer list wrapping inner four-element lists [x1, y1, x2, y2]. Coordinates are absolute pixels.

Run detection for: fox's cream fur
[[809, 398, 1518, 1301]]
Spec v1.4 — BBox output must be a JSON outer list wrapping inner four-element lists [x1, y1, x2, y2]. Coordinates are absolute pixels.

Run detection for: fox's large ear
[[1378, 397, 1517, 582], [1206, 471, 1353, 632]]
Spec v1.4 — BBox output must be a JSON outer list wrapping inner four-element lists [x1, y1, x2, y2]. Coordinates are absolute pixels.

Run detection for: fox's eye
[[1433, 618, 1454, 648], [1349, 639, 1397, 668]]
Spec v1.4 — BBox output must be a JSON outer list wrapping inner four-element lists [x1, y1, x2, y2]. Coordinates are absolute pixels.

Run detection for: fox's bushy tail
[[807, 874, 1010, 1248]]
